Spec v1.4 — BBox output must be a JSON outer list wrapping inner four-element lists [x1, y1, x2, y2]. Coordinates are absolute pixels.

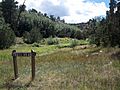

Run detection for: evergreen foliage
[[0, 0, 120, 48], [1, 0, 18, 29], [23, 27, 42, 44], [0, 18, 15, 49], [0, 0, 82, 46], [81, 0, 120, 47]]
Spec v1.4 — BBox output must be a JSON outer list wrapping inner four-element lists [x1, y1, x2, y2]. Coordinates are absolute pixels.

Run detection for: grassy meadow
[[0, 38, 120, 90]]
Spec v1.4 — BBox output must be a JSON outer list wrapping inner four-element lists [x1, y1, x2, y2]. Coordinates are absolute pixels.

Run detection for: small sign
[[12, 52, 32, 57], [12, 50, 36, 81]]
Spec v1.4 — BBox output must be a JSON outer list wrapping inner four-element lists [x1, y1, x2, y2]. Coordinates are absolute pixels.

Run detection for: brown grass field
[[0, 44, 120, 90]]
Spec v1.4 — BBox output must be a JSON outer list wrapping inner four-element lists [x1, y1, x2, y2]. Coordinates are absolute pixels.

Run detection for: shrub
[[23, 31, 31, 44], [32, 43, 40, 47], [0, 18, 15, 49], [69, 39, 78, 48], [46, 37, 59, 45], [23, 27, 42, 44], [15, 37, 24, 44], [30, 28, 42, 43], [74, 30, 82, 39]]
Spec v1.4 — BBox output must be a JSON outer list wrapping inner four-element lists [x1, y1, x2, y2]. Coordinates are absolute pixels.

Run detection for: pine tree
[[1, 0, 18, 30], [0, 17, 15, 49]]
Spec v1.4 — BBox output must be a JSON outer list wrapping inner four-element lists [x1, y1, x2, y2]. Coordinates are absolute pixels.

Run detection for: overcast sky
[[3, 0, 110, 23]]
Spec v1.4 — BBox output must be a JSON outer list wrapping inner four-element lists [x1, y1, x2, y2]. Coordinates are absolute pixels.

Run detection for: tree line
[[0, 0, 82, 49], [73, 0, 120, 47]]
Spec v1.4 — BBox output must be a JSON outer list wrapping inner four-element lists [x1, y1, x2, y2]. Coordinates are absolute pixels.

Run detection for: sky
[[3, 0, 110, 23]]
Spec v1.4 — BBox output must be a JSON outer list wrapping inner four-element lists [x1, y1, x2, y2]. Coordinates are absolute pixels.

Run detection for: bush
[[74, 30, 82, 39], [46, 37, 59, 45], [23, 31, 31, 44], [69, 39, 78, 48], [0, 18, 15, 49], [23, 27, 42, 44], [32, 43, 40, 47]]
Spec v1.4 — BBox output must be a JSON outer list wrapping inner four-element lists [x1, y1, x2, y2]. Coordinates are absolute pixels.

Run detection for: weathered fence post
[[12, 50, 18, 79], [31, 50, 36, 81]]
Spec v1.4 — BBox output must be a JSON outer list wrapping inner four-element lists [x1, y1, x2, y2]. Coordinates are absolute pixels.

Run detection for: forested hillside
[[0, 0, 82, 49]]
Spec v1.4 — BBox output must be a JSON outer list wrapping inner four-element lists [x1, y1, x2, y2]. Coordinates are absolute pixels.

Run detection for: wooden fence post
[[31, 50, 36, 81], [12, 50, 18, 79]]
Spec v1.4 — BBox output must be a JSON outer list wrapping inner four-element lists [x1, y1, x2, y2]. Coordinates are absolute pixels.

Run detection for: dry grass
[[0, 46, 120, 90]]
